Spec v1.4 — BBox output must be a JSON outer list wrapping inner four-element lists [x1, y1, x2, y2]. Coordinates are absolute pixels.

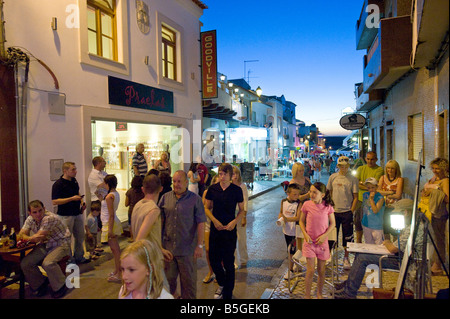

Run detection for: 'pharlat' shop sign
[[201, 30, 218, 99]]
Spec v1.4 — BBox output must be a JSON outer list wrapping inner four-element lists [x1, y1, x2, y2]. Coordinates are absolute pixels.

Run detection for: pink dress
[[301, 200, 334, 260]]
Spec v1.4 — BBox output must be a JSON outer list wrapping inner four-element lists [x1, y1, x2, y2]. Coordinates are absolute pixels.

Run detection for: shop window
[[87, 0, 117, 60], [408, 113, 423, 162]]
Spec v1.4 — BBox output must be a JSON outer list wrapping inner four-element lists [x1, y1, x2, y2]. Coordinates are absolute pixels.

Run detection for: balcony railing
[[363, 16, 412, 93]]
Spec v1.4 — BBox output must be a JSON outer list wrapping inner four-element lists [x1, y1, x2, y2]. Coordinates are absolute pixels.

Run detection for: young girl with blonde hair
[[119, 239, 173, 299]]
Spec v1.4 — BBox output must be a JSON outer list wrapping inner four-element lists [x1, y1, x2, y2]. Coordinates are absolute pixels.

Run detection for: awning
[[202, 100, 237, 121]]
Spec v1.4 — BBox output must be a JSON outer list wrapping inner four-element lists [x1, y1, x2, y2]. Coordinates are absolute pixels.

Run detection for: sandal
[[107, 274, 122, 282], [202, 274, 215, 284]]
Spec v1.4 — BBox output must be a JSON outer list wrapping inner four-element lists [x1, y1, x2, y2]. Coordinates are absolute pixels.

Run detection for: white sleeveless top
[[101, 190, 120, 224]]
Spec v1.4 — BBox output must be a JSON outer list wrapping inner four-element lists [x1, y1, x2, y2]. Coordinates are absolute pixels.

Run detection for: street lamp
[[390, 213, 405, 263], [256, 86, 262, 97]]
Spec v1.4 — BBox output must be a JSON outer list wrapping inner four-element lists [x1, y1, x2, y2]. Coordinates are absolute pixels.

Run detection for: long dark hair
[[312, 182, 334, 207], [104, 174, 118, 197]]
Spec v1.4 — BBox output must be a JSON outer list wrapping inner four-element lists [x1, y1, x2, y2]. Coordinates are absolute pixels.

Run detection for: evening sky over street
[[200, 0, 366, 136]]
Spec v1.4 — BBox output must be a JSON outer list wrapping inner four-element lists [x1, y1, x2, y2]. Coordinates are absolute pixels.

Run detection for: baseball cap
[[337, 156, 350, 166], [364, 177, 378, 186]]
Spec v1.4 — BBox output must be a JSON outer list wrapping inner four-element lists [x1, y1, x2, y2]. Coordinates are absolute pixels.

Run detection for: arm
[[387, 177, 404, 201], [383, 240, 399, 254], [299, 211, 311, 243], [240, 185, 249, 226], [441, 178, 449, 204], [52, 195, 83, 206], [133, 165, 140, 176], [369, 193, 384, 214], [315, 212, 336, 245], [204, 198, 224, 231], [351, 193, 358, 213], [224, 201, 245, 231], [106, 193, 116, 238], [194, 222, 205, 258]]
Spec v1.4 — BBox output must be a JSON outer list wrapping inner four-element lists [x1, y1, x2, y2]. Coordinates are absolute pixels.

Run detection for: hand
[[369, 192, 376, 200], [194, 246, 203, 259], [212, 219, 225, 231], [162, 248, 173, 262], [241, 216, 247, 227], [314, 234, 326, 245], [72, 195, 83, 202], [224, 219, 237, 231], [304, 233, 312, 244]]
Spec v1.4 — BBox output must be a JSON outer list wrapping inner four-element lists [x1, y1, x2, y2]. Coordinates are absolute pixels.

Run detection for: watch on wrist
[[198, 244, 203, 249]]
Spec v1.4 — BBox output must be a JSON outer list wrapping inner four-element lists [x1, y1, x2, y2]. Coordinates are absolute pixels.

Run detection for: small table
[[0, 243, 35, 299]]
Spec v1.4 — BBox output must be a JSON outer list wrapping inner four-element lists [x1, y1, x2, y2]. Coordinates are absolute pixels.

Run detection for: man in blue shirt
[[159, 170, 206, 299]]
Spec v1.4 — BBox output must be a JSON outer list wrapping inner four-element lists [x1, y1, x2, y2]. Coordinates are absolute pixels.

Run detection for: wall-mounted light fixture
[[51, 17, 57, 30]]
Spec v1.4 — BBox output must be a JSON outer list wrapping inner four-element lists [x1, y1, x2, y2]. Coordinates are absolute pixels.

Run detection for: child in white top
[[119, 239, 173, 299], [278, 183, 301, 277]]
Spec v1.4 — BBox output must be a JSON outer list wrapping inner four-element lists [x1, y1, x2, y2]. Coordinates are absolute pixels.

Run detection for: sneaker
[[334, 280, 347, 292], [76, 257, 91, 264], [343, 258, 351, 270], [33, 278, 49, 297], [214, 286, 224, 299], [334, 289, 356, 299], [51, 284, 68, 299]]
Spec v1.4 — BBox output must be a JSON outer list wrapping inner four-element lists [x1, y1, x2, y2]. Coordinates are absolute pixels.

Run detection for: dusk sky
[[200, 1, 366, 136]]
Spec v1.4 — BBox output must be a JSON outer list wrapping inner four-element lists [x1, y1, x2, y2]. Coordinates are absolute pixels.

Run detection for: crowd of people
[[280, 151, 448, 299], [2, 143, 448, 300]]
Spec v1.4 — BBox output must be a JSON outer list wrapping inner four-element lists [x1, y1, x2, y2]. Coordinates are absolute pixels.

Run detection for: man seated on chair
[[334, 199, 422, 299], [18, 200, 71, 298]]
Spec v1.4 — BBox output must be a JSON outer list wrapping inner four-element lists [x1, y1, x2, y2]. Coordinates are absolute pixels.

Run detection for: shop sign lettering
[[201, 30, 218, 99], [108, 76, 174, 113]]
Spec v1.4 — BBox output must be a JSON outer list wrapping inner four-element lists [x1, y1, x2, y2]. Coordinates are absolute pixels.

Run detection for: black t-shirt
[[51, 176, 81, 216], [205, 182, 244, 227]]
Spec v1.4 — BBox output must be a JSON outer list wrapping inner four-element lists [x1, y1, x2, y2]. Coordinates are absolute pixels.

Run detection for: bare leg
[[316, 259, 326, 299], [304, 257, 315, 299]]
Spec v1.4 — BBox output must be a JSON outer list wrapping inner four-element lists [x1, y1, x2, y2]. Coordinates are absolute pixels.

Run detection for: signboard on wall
[[339, 113, 366, 130], [201, 30, 218, 99], [108, 76, 174, 113]]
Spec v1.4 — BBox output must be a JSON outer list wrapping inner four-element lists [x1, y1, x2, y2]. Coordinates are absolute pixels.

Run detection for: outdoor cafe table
[[0, 243, 35, 299]]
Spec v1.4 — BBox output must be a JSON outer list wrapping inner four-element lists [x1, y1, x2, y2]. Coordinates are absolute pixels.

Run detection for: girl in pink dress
[[299, 182, 336, 299]]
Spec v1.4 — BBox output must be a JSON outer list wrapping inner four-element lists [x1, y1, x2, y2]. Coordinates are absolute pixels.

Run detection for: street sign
[[339, 113, 366, 130]]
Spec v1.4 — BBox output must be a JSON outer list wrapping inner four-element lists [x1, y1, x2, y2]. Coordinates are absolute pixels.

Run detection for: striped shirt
[[132, 152, 148, 176], [22, 211, 71, 251]]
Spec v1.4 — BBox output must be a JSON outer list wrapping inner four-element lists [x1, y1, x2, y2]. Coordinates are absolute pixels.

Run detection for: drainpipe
[[0, 0, 6, 59], [433, 68, 439, 158]]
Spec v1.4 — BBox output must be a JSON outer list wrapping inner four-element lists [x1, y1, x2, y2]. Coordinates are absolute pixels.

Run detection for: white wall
[[4, 0, 203, 210]]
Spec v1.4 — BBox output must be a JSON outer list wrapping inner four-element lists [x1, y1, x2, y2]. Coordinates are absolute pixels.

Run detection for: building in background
[[354, 0, 448, 196], [0, 0, 207, 227]]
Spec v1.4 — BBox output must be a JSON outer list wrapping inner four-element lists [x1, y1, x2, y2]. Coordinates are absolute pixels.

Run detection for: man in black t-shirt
[[51, 162, 89, 264], [205, 163, 244, 300]]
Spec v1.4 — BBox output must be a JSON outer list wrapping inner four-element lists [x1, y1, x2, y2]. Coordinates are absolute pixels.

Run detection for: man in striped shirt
[[132, 143, 148, 177], [18, 200, 71, 298]]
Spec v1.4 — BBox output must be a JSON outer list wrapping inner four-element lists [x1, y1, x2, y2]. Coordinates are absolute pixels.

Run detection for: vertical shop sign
[[201, 30, 218, 99]]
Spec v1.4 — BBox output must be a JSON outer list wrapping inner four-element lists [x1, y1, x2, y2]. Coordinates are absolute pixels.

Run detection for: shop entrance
[[91, 120, 182, 223]]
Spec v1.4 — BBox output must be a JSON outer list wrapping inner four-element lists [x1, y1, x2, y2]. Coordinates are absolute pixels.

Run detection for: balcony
[[363, 16, 412, 93], [354, 82, 384, 112], [356, 0, 385, 50], [412, 0, 449, 68]]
